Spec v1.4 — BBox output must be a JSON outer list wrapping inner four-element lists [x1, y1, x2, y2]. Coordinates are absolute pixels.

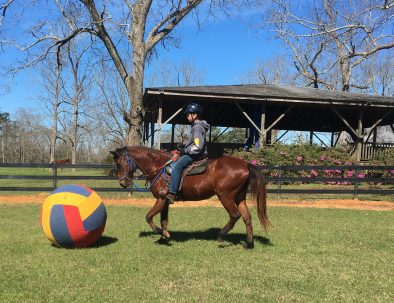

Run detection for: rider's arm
[[184, 124, 205, 155]]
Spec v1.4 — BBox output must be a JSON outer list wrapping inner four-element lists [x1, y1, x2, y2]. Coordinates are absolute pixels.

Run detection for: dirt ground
[[0, 193, 393, 211]]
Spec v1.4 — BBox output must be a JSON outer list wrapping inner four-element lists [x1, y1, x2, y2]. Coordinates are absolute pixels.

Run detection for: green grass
[[0, 204, 393, 302]]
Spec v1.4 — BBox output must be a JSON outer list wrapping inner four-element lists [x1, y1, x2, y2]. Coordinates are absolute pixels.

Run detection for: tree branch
[[145, 0, 202, 52]]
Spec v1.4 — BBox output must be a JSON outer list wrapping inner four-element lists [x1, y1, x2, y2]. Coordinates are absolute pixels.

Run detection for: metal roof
[[143, 84, 394, 132]]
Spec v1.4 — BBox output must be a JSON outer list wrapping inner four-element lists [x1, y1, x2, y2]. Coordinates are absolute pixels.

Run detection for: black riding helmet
[[184, 102, 202, 115]]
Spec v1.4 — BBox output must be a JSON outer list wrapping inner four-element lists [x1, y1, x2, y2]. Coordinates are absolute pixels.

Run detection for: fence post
[[52, 166, 58, 190], [354, 166, 359, 200], [277, 166, 282, 198]]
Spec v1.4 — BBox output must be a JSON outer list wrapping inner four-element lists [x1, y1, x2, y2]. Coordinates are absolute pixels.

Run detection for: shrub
[[227, 143, 392, 184]]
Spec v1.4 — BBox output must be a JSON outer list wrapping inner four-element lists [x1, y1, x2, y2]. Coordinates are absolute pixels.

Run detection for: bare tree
[[1, 1, 219, 146], [268, 0, 394, 91]]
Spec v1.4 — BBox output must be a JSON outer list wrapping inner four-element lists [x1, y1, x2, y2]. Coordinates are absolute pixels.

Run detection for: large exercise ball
[[41, 184, 107, 248]]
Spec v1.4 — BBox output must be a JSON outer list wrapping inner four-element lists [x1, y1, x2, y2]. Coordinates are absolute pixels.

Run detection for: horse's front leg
[[145, 198, 166, 235], [160, 202, 171, 239]]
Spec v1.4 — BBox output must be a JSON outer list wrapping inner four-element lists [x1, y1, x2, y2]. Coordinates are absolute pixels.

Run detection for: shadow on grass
[[89, 235, 118, 248], [139, 228, 271, 246], [50, 235, 118, 249]]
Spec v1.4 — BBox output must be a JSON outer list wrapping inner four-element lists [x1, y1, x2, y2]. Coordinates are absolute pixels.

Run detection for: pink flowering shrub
[[229, 143, 393, 184]]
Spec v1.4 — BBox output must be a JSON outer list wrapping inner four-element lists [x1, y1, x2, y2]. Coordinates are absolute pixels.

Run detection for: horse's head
[[110, 148, 136, 189]]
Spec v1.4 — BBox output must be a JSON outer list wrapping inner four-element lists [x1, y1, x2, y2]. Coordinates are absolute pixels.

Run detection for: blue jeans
[[168, 154, 193, 194]]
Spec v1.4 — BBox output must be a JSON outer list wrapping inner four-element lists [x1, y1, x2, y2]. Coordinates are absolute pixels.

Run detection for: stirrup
[[165, 193, 176, 204]]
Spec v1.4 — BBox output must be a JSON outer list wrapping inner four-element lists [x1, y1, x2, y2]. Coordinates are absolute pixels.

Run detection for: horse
[[110, 146, 269, 248], [51, 158, 71, 165]]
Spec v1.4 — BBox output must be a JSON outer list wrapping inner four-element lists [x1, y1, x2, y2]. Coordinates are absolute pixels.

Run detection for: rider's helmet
[[184, 102, 203, 115]]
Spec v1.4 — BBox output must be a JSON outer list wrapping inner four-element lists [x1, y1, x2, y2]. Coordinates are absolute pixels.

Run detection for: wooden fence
[[0, 163, 393, 198]]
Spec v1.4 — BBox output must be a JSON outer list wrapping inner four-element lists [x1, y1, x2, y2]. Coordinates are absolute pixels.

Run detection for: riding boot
[[165, 192, 176, 204]]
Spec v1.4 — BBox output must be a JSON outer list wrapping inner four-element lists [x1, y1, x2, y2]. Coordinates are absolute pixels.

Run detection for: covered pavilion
[[142, 84, 394, 161]]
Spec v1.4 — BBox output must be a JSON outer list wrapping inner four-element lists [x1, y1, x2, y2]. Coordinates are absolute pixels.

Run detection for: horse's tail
[[248, 164, 270, 232]]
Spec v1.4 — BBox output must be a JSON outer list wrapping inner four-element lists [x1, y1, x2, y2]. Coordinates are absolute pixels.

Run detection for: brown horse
[[51, 158, 71, 165], [111, 146, 269, 248]]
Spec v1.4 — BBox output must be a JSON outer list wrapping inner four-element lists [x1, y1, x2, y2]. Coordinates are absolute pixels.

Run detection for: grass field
[[0, 203, 393, 302]]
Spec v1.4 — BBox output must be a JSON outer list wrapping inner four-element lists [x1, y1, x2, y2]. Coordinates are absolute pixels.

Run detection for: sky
[[0, 5, 278, 118]]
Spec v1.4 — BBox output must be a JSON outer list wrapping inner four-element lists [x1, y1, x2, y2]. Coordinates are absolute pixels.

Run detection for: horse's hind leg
[[238, 200, 254, 249], [217, 196, 241, 243]]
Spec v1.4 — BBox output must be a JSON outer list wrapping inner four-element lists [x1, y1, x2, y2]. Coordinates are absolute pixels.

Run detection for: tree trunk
[[50, 63, 61, 164]]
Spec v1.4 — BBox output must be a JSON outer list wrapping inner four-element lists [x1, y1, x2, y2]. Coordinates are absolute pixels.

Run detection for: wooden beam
[[331, 108, 361, 139], [264, 106, 294, 136], [276, 130, 289, 143], [312, 132, 329, 148], [364, 110, 392, 142], [212, 127, 229, 143], [235, 103, 265, 138]]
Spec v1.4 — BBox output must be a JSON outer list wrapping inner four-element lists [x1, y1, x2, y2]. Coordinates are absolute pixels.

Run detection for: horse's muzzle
[[119, 180, 129, 188]]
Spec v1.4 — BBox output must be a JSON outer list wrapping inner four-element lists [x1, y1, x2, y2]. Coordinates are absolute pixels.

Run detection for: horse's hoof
[[155, 237, 170, 245], [154, 227, 162, 234], [162, 230, 171, 239], [243, 241, 254, 249]]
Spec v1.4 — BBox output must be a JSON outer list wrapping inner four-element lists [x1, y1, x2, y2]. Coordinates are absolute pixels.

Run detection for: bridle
[[119, 149, 137, 183], [118, 149, 170, 191]]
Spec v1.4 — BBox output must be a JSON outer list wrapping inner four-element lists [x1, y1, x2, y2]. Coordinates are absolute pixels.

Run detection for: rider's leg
[[166, 154, 193, 203]]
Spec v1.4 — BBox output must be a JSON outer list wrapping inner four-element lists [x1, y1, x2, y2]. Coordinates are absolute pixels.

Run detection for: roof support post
[[330, 132, 334, 147], [150, 114, 155, 148], [157, 97, 163, 149], [235, 103, 294, 146], [171, 124, 175, 145], [356, 109, 364, 162], [260, 105, 266, 146]]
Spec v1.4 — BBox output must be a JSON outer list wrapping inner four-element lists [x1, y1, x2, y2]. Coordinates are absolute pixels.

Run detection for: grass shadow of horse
[[139, 228, 271, 247]]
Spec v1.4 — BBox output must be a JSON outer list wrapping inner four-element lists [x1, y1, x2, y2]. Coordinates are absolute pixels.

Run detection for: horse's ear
[[109, 150, 116, 156]]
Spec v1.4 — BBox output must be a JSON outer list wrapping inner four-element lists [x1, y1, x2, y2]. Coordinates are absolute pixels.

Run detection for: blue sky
[[0, 7, 278, 118]]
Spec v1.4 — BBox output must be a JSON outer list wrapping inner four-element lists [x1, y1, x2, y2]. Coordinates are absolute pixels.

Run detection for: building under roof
[[142, 84, 394, 161]]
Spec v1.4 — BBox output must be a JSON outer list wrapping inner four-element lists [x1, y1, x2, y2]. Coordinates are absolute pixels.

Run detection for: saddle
[[163, 156, 209, 194], [166, 157, 209, 176]]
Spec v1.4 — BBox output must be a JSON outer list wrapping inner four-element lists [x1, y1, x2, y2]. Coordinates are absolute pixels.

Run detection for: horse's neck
[[129, 148, 168, 177]]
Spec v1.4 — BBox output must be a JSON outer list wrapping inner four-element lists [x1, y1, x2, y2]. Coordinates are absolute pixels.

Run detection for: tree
[[1, 0, 215, 145], [0, 110, 11, 162], [268, 0, 394, 91]]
